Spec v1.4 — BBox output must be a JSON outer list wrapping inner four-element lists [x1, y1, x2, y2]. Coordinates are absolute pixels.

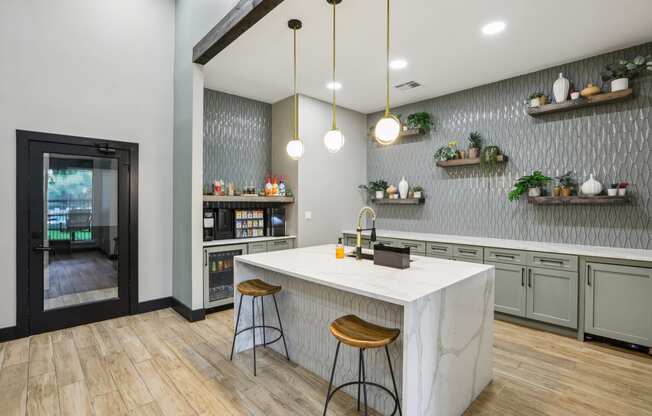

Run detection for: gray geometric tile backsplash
[[367, 43, 652, 249], [204, 89, 272, 190]]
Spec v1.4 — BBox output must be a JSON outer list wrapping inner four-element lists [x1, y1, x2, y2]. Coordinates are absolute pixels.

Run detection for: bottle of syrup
[[272, 175, 279, 196], [264, 176, 272, 196], [336, 238, 345, 259]]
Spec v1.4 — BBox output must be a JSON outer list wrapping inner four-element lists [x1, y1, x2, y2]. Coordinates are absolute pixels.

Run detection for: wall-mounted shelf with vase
[[526, 89, 633, 117], [436, 155, 508, 168], [203, 195, 295, 204], [368, 127, 424, 141], [371, 197, 425, 205], [527, 195, 632, 205]]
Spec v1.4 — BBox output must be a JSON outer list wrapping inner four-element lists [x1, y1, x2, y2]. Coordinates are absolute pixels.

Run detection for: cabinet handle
[[587, 265, 591, 286], [539, 258, 564, 265], [402, 243, 418, 248], [204, 250, 207, 267], [495, 254, 515, 259], [528, 269, 532, 287], [459, 249, 477, 255], [521, 268, 525, 287], [431, 246, 448, 252]]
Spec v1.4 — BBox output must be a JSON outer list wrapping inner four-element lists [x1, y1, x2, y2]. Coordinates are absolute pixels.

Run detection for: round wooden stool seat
[[237, 279, 281, 297], [329, 314, 400, 349]]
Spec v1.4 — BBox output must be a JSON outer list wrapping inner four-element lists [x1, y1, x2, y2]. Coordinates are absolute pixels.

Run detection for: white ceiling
[[203, 0, 652, 114]]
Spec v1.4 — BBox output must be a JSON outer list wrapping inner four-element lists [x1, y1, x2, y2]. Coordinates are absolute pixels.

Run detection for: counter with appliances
[[233, 244, 495, 416]]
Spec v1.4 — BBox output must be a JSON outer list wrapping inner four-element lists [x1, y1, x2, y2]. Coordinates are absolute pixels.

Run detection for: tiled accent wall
[[204, 89, 271, 190], [367, 43, 652, 249]]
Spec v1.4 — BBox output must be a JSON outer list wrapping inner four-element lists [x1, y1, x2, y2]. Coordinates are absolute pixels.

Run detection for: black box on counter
[[373, 244, 410, 269]]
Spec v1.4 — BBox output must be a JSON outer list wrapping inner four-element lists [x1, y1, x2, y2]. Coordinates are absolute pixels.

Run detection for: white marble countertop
[[234, 244, 493, 305], [203, 235, 295, 247], [343, 229, 652, 262]]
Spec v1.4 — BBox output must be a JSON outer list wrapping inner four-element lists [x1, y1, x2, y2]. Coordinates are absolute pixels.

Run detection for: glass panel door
[[207, 249, 241, 303]]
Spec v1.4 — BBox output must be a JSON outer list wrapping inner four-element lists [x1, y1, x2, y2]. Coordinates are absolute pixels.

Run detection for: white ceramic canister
[[553, 73, 570, 103]]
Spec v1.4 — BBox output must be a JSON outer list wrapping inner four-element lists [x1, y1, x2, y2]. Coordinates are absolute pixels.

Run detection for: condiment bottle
[[336, 238, 345, 259]]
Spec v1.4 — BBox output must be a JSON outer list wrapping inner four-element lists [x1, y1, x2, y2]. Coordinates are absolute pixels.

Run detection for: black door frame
[[16, 130, 139, 337]]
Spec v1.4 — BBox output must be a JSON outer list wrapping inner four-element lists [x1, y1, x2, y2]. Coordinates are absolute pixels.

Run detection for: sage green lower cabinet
[[526, 267, 578, 329], [585, 263, 652, 347], [247, 241, 267, 254], [488, 262, 526, 317]]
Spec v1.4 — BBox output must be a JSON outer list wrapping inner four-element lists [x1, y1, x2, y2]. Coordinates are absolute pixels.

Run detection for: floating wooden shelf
[[203, 195, 294, 203], [436, 155, 508, 168], [372, 197, 425, 205], [526, 89, 633, 117], [368, 128, 425, 140], [527, 195, 632, 205]]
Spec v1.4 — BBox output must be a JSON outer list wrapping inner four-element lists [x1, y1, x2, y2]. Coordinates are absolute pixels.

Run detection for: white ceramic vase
[[398, 177, 409, 199], [375, 190, 384, 199], [553, 73, 570, 103], [580, 174, 603, 196], [413, 191, 422, 199], [607, 188, 618, 197], [611, 78, 629, 92]]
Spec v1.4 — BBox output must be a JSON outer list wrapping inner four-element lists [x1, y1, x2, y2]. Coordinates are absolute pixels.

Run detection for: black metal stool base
[[323, 342, 402, 416], [229, 293, 290, 376]]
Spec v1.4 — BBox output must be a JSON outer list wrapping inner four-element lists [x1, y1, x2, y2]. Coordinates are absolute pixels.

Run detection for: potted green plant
[[618, 182, 629, 197], [411, 185, 423, 199], [555, 171, 574, 197], [601, 55, 652, 92], [480, 145, 501, 170], [434, 141, 459, 161], [406, 112, 433, 133], [508, 171, 551, 201], [607, 183, 618, 197], [468, 132, 482, 159], [528, 92, 547, 108], [359, 179, 388, 200]]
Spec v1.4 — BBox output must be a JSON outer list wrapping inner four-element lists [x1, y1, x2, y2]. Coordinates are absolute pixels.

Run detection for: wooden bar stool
[[323, 314, 402, 416], [229, 279, 290, 376]]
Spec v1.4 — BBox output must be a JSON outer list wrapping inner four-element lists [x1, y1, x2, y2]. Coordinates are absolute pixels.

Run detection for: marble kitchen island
[[233, 245, 495, 416]]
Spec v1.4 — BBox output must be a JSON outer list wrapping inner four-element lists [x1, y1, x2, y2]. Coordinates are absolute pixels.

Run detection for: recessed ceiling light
[[482, 21, 506, 36], [327, 81, 342, 90], [389, 59, 407, 70]]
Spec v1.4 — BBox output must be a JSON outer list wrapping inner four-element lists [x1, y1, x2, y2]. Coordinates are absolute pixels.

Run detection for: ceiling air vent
[[394, 81, 422, 92]]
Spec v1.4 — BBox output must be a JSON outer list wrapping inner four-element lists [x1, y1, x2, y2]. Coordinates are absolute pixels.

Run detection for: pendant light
[[323, 0, 345, 153], [286, 19, 305, 160], [374, 0, 401, 145]]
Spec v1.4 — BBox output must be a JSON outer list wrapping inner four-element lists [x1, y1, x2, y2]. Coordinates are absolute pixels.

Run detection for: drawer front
[[529, 252, 578, 272], [485, 247, 527, 265], [453, 245, 484, 261], [248, 242, 267, 254], [391, 239, 426, 255], [267, 239, 294, 252], [427, 243, 453, 258]]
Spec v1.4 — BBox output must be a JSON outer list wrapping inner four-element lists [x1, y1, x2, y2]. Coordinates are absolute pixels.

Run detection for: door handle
[[528, 269, 532, 287], [33, 246, 54, 253], [204, 250, 208, 267], [521, 268, 525, 287], [587, 265, 591, 286]]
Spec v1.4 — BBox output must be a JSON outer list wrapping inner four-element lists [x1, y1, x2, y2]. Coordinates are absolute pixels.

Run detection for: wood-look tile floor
[[0, 309, 650, 416]]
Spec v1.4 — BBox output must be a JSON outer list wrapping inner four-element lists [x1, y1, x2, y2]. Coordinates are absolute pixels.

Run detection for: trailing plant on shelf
[[508, 171, 551, 201], [406, 112, 433, 133], [480, 145, 501, 170], [468, 131, 482, 159], [601, 55, 652, 82], [359, 180, 388, 199], [556, 171, 575, 197], [434, 141, 459, 161]]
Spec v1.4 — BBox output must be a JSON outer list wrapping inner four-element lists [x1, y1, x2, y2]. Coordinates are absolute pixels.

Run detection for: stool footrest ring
[[234, 325, 284, 348], [325, 380, 399, 416]]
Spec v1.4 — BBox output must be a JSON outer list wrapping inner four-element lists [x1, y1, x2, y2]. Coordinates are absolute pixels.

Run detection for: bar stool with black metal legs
[[323, 314, 402, 416], [229, 279, 290, 376]]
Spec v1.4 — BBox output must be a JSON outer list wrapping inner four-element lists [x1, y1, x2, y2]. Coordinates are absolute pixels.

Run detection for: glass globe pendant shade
[[374, 114, 401, 145], [323, 128, 345, 153], [286, 139, 304, 160]]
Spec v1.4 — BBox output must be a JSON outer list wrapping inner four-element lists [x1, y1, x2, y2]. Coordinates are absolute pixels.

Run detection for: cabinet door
[[526, 267, 578, 329], [487, 262, 526, 317], [585, 263, 652, 347], [267, 239, 293, 252], [248, 242, 267, 254]]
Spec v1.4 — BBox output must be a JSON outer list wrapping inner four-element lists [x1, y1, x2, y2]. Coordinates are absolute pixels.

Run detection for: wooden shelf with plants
[[527, 195, 632, 205], [436, 155, 508, 168], [203, 195, 295, 204], [526, 89, 633, 117], [371, 197, 425, 205]]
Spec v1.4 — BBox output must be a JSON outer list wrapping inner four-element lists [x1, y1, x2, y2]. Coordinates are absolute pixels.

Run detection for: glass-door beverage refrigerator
[[203, 244, 247, 308]]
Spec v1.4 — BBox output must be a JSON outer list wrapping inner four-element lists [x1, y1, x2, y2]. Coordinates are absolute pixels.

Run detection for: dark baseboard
[[172, 298, 206, 322], [136, 297, 173, 314], [205, 303, 233, 315], [0, 326, 20, 343]]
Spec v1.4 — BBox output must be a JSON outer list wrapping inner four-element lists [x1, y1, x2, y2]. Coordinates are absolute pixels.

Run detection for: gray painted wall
[[367, 42, 652, 249], [204, 89, 271, 190]]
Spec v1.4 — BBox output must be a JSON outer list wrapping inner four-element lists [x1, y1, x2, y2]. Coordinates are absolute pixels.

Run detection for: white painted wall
[[0, 0, 175, 329], [272, 95, 367, 247], [173, 0, 239, 310]]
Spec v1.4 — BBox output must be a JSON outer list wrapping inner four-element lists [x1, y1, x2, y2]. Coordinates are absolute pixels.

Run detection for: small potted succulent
[[508, 170, 551, 201], [412, 185, 423, 199], [359, 179, 388, 199], [618, 182, 629, 196], [601, 55, 652, 92], [607, 183, 618, 197], [556, 171, 575, 197], [468, 131, 482, 159], [528, 92, 547, 108]]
